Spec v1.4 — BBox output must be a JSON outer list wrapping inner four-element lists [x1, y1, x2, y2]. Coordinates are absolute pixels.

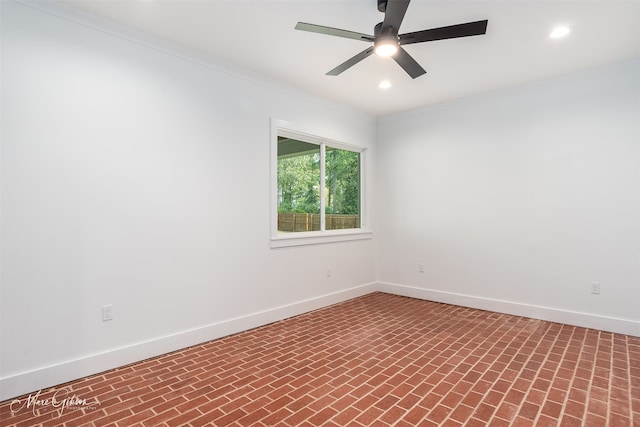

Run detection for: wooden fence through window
[[278, 213, 359, 232]]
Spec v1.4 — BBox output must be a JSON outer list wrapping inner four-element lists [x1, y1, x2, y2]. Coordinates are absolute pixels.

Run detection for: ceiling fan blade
[[381, 0, 410, 33], [327, 47, 375, 76], [295, 22, 374, 42], [392, 46, 426, 79], [400, 20, 488, 45]]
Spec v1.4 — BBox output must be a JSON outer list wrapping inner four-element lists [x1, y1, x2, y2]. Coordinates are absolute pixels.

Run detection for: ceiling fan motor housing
[[374, 22, 400, 56]]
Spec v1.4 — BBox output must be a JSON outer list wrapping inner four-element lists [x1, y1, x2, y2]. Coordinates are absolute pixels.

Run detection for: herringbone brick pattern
[[1, 292, 638, 426]]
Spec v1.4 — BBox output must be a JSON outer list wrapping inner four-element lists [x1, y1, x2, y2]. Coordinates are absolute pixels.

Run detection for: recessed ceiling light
[[379, 80, 391, 89], [549, 25, 571, 39]]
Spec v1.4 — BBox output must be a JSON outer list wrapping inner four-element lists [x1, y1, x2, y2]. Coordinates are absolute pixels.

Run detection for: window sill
[[270, 229, 373, 248]]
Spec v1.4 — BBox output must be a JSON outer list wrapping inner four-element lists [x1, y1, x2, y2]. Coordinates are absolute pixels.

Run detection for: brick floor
[[1, 292, 638, 426]]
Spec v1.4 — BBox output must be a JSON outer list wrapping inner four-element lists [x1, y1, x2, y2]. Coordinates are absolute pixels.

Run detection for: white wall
[[0, 1, 376, 399], [376, 59, 640, 336]]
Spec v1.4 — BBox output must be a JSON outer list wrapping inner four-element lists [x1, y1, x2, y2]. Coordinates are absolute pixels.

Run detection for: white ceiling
[[55, 0, 640, 116]]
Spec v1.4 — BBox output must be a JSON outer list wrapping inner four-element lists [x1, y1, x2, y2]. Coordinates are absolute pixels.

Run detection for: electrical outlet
[[419, 263, 425, 273], [102, 304, 114, 321], [590, 282, 600, 295]]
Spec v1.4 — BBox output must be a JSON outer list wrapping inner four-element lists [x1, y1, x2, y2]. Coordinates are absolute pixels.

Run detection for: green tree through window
[[326, 147, 360, 216], [277, 137, 360, 232]]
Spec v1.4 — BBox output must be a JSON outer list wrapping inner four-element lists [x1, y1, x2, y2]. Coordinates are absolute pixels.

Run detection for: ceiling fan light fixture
[[374, 36, 399, 57]]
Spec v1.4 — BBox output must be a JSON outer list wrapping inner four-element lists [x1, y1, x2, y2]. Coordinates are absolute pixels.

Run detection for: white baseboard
[[0, 283, 377, 401], [377, 282, 640, 338]]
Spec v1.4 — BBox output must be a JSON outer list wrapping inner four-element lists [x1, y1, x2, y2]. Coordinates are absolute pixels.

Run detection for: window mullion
[[320, 143, 326, 231]]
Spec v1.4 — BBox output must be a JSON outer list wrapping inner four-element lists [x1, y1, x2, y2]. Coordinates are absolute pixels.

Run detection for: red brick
[[0, 293, 635, 427]]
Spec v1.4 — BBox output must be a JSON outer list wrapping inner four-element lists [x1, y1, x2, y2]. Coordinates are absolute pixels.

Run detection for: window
[[271, 121, 370, 247], [277, 138, 322, 230]]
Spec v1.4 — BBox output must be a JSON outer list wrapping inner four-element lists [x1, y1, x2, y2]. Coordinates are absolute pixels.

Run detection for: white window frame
[[270, 119, 372, 248]]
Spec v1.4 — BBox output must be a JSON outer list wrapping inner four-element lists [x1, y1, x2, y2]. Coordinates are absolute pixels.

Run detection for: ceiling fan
[[295, 0, 488, 79]]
